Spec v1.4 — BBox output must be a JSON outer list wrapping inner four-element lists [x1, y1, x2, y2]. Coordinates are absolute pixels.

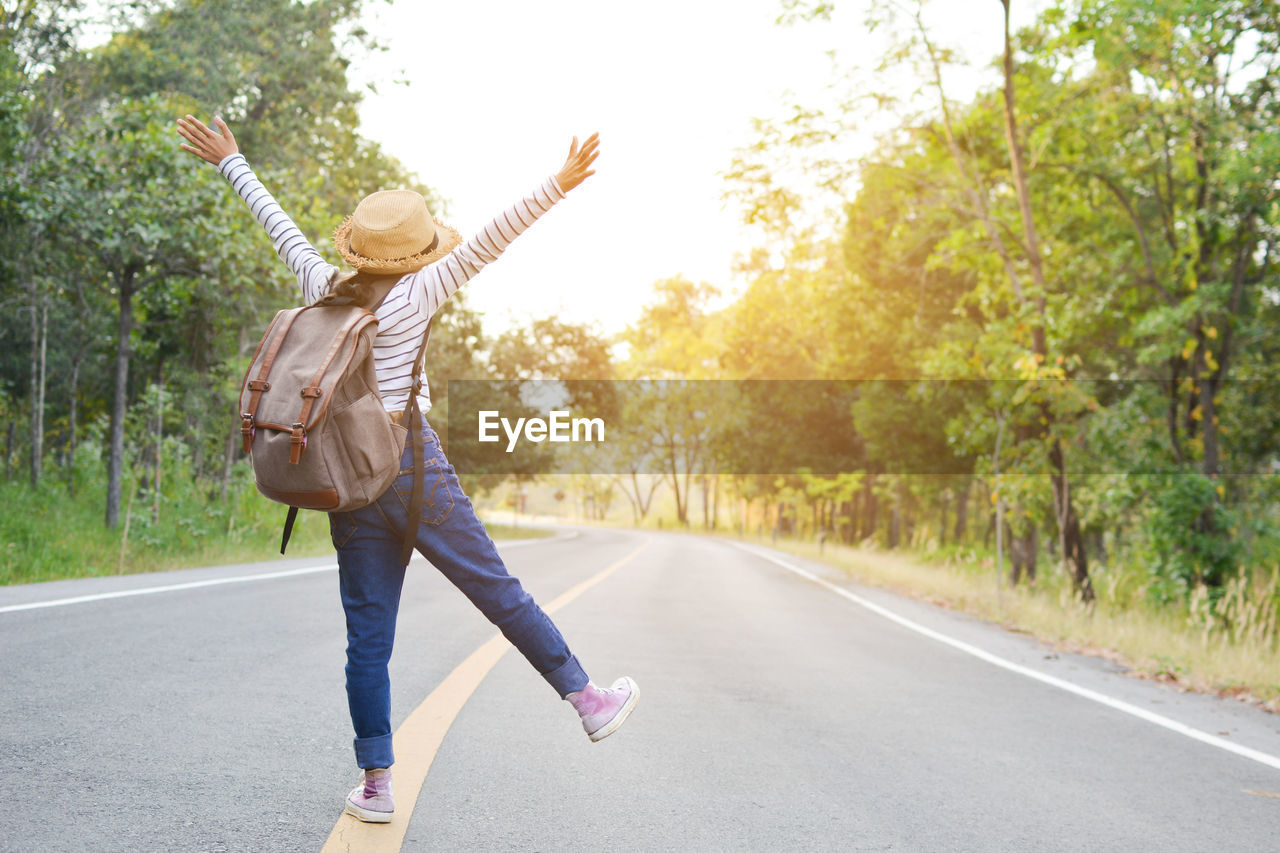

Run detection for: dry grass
[[748, 535, 1280, 713]]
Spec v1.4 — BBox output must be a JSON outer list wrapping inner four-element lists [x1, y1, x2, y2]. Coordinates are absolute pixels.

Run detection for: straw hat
[[333, 190, 462, 275]]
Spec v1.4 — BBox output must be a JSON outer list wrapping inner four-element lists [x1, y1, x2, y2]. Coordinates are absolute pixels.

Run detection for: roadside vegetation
[[0, 460, 333, 586], [0, 441, 548, 585], [745, 530, 1280, 713]]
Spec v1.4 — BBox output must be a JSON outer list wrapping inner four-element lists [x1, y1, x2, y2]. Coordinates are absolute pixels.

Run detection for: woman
[[175, 115, 638, 824]]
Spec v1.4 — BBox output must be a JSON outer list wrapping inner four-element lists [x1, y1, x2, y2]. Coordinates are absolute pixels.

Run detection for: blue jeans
[[329, 423, 589, 770]]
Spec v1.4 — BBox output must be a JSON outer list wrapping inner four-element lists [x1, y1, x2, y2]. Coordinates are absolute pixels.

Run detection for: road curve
[[2, 526, 1278, 852]]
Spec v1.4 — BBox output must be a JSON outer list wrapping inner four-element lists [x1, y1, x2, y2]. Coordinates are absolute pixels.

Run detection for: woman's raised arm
[[402, 132, 601, 318], [175, 115, 337, 303]]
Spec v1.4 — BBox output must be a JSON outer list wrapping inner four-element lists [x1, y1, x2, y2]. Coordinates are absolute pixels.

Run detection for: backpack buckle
[[241, 413, 255, 453], [288, 422, 307, 464], [300, 386, 323, 398]]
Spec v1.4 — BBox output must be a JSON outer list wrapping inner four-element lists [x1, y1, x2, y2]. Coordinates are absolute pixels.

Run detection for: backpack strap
[[365, 278, 398, 311], [280, 506, 299, 555], [242, 307, 307, 452], [399, 317, 434, 567]]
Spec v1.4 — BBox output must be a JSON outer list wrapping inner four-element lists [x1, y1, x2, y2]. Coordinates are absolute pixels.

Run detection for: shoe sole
[[588, 676, 640, 742], [345, 786, 394, 824]]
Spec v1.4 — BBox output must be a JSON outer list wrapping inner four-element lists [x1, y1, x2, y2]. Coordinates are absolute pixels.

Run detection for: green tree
[[53, 96, 241, 527], [1047, 0, 1280, 583], [0, 0, 443, 529], [0, 0, 102, 487], [619, 277, 722, 380]]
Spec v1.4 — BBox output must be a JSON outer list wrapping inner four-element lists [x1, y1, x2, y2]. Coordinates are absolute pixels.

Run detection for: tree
[[0, 0, 102, 487], [54, 95, 240, 526], [0, 0, 442, 527], [1049, 0, 1280, 585], [619, 277, 722, 380]]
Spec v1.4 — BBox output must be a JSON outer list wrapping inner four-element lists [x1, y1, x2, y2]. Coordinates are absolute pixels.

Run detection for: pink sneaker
[[567, 677, 640, 742], [344, 767, 394, 823]]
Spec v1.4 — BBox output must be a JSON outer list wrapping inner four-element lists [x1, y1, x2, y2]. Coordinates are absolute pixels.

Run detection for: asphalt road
[[2, 526, 1279, 852]]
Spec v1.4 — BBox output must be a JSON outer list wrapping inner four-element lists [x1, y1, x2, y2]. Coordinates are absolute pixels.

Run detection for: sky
[[351, 0, 1048, 336]]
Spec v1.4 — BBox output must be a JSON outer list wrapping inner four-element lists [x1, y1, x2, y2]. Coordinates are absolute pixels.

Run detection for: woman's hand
[[554, 132, 599, 193], [176, 115, 239, 166]]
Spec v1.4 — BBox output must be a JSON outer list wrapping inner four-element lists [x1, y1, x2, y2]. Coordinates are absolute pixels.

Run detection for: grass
[[735, 533, 1280, 713], [476, 522, 555, 542], [0, 468, 553, 587]]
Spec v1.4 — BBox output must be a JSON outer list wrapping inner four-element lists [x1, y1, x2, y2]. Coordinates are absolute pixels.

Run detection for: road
[[2, 526, 1279, 852]]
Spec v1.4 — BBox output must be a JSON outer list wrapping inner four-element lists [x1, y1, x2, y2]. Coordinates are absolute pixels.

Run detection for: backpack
[[238, 293, 431, 563]]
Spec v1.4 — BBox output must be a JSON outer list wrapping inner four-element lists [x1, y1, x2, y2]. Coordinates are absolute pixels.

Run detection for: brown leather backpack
[[238, 297, 429, 561]]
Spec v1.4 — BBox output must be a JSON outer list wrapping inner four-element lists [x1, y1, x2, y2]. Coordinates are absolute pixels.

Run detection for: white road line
[[729, 540, 1280, 774], [0, 530, 580, 615], [0, 564, 338, 614]]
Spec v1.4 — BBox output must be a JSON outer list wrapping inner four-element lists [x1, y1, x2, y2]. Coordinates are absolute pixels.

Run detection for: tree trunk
[[106, 266, 137, 529], [1087, 528, 1106, 571], [5, 420, 14, 480], [1196, 213, 1253, 484], [889, 488, 901, 549], [1200, 371, 1220, 476], [700, 475, 710, 529], [220, 421, 236, 503], [711, 476, 719, 531], [151, 369, 164, 526], [634, 472, 656, 521], [191, 421, 203, 480], [1010, 519, 1037, 586], [615, 471, 659, 524], [954, 479, 970, 544], [999, 0, 1092, 602], [1049, 440, 1093, 602], [189, 410, 204, 483], [667, 452, 687, 526], [860, 474, 877, 542], [996, 497, 1005, 592], [66, 353, 81, 495], [620, 481, 642, 524], [939, 489, 949, 547], [29, 298, 47, 488], [901, 480, 915, 546], [999, 0, 1048, 352]]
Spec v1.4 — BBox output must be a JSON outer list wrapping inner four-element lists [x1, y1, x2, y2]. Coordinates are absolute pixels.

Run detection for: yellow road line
[[321, 541, 648, 853]]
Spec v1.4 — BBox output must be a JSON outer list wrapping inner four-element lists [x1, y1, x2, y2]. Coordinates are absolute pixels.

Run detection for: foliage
[[0, 0, 439, 533], [706, 0, 1280, 598], [0, 444, 333, 585]]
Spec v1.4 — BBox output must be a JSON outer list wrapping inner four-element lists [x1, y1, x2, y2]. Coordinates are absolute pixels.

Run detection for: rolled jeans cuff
[[354, 733, 395, 770], [546, 653, 590, 698]]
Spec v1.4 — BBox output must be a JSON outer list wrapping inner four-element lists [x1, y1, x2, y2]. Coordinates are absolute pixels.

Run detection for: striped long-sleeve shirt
[[218, 153, 565, 413]]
